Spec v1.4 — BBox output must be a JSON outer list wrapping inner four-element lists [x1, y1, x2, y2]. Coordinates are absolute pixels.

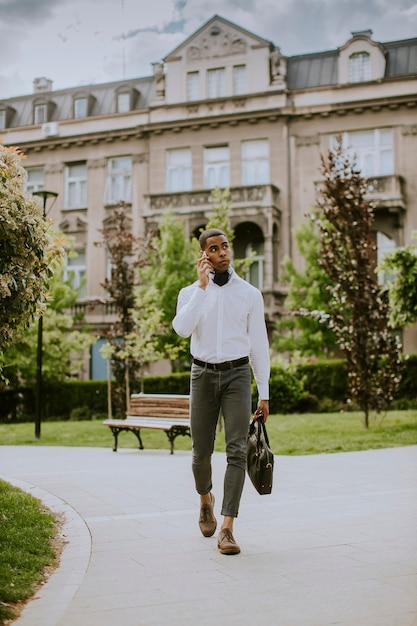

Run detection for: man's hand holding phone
[[197, 251, 213, 290]]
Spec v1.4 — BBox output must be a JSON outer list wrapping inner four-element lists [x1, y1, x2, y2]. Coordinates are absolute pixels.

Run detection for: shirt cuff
[[257, 384, 269, 400]]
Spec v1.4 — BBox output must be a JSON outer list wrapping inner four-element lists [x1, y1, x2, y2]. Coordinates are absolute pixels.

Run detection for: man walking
[[173, 228, 270, 555]]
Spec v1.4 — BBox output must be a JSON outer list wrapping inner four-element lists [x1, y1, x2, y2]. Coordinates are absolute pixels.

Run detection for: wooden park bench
[[102, 393, 190, 454]]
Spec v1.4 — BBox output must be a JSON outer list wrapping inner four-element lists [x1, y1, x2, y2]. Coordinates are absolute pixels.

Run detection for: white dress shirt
[[173, 269, 270, 399]]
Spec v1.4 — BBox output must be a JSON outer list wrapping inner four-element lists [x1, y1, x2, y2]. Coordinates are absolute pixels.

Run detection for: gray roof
[[0, 76, 154, 129], [384, 38, 417, 77], [286, 50, 339, 90], [287, 36, 417, 90]]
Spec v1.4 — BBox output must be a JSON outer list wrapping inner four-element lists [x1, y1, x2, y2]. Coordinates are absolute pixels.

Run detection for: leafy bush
[[1, 356, 416, 421], [141, 372, 190, 395], [398, 354, 417, 399], [297, 359, 348, 402], [70, 406, 92, 421], [255, 367, 305, 414]]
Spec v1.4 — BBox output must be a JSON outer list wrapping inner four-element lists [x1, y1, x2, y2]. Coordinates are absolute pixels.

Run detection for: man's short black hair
[[199, 228, 227, 250]]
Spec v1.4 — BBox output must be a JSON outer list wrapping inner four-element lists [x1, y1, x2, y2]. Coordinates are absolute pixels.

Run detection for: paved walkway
[[0, 445, 416, 626]]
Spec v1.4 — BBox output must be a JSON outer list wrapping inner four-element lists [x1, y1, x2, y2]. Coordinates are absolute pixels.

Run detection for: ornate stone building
[[1, 15, 416, 376]]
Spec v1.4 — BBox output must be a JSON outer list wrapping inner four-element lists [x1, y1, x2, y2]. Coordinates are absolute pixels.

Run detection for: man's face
[[202, 235, 231, 273]]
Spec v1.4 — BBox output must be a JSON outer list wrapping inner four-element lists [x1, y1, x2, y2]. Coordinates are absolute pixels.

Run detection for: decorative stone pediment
[[164, 15, 270, 63], [187, 24, 247, 61], [59, 214, 88, 234]]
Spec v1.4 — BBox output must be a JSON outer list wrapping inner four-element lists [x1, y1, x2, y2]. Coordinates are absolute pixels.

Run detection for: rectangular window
[[117, 93, 131, 113], [106, 156, 132, 204], [241, 140, 270, 185], [186, 72, 200, 101], [65, 162, 87, 209], [25, 167, 44, 195], [338, 128, 394, 176], [166, 148, 192, 192], [233, 65, 246, 95], [34, 104, 47, 124], [204, 146, 230, 189], [74, 98, 88, 119], [207, 68, 226, 99], [64, 250, 87, 299], [377, 232, 396, 285], [0, 110, 6, 130]]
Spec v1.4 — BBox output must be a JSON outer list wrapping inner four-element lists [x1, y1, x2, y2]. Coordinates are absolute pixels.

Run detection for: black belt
[[193, 357, 249, 371]]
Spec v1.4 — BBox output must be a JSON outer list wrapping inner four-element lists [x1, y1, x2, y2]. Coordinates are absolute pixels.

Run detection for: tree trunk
[[107, 359, 112, 420]]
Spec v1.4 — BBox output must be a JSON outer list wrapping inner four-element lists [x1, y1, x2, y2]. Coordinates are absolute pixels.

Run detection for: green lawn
[[0, 480, 59, 624], [1, 410, 416, 455]]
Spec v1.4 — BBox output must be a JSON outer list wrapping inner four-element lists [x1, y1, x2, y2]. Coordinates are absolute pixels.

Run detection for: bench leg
[[130, 428, 144, 451], [110, 427, 120, 452], [109, 427, 144, 451], [166, 427, 191, 455]]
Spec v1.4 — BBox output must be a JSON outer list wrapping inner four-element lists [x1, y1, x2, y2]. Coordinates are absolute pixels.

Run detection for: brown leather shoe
[[199, 493, 217, 537], [217, 528, 241, 555]]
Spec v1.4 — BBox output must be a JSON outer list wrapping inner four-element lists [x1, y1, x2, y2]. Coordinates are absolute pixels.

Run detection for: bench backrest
[[129, 394, 190, 419]]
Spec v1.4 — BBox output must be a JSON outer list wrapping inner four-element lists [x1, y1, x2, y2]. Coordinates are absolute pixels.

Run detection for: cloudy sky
[[1, 0, 416, 99]]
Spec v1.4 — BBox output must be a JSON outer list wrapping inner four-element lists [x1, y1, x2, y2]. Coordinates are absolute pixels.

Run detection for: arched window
[[234, 222, 265, 289], [349, 52, 371, 82], [245, 242, 264, 289]]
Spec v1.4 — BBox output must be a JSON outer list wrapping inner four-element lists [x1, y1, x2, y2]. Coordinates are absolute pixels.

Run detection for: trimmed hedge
[[297, 360, 348, 403], [1, 356, 416, 422], [398, 354, 417, 399]]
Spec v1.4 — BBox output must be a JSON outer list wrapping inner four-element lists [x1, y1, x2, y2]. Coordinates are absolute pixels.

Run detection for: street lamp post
[[33, 190, 58, 439]]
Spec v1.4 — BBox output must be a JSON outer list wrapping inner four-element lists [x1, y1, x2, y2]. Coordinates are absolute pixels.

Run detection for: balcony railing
[[68, 299, 118, 327], [146, 184, 280, 214], [365, 175, 406, 211]]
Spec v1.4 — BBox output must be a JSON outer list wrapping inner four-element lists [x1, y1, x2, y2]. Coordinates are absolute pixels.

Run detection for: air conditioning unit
[[41, 122, 59, 137]]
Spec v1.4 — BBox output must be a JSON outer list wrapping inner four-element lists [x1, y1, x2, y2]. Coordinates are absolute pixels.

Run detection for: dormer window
[[74, 97, 88, 119], [207, 68, 226, 99], [117, 92, 131, 113], [349, 52, 371, 82], [115, 87, 138, 113], [72, 93, 95, 119], [34, 103, 48, 124]]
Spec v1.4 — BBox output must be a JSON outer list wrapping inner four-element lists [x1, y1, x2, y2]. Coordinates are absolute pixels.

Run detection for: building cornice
[[4, 90, 416, 153]]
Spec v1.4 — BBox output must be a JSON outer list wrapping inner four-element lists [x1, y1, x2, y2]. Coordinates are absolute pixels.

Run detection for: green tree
[[379, 232, 417, 328], [95, 205, 146, 416], [272, 216, 337, 357], [205, 187, 253, 276], [138, 212, 198, 369], [114, 285, 166, 394], [1, 260, 95, 387], [310, 138, 403, 428], [0, 145, 63, 357], [205, 187, 235, 241]]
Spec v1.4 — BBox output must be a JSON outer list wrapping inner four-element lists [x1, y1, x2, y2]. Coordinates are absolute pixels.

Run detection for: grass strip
[[0, 480, 60, 624], [0, 410, 416, 455]]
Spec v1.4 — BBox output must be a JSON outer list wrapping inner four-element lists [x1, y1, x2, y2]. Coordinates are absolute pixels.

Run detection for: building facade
[[1, 15, 416, 376]]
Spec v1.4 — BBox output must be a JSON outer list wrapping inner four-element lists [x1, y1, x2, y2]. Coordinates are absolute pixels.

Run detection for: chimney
[[351, 29, 373, 39], [33, 77, 53, 93]]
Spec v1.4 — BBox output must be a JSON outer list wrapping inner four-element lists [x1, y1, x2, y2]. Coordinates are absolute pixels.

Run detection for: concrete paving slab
[[0, 445, 416, 626]]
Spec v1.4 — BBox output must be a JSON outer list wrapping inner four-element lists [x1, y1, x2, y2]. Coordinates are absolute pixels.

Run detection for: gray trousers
[[190, 362, 251, 518]]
